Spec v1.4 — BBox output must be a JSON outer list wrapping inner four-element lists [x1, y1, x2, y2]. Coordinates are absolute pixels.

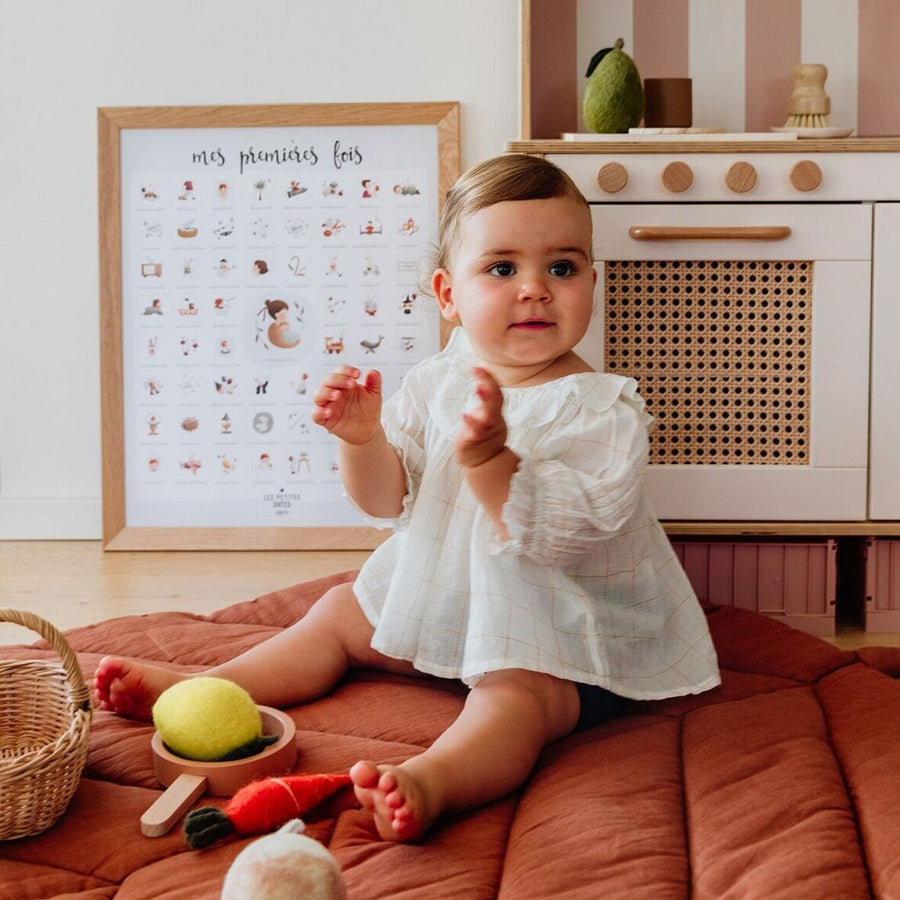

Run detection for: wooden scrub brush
[[783, 63, 832, 129]]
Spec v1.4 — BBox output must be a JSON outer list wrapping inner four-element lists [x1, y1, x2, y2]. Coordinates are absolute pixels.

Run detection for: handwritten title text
[[192, 140, 364, 174]]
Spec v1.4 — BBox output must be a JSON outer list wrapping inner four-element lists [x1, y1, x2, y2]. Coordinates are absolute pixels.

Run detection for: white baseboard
[[0, 497, 102, 539]]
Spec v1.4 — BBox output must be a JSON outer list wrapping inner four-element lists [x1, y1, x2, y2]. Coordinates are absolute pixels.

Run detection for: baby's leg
[[351, 669, 581, 841], [93, 581, 417, 720]]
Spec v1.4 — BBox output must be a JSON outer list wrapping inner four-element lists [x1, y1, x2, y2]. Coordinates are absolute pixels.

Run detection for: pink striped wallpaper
[[632, 0, 690, 81], [743, 0, 801, 134], [526, 0, 900, 138], [858, 0, 900, 135]]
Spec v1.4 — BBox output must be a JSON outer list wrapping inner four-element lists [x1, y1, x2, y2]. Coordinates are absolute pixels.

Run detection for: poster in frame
[[98, 102, 460, 549]]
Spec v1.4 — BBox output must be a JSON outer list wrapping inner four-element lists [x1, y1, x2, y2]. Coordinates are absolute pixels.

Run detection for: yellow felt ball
[[152, 677, 262, 762]]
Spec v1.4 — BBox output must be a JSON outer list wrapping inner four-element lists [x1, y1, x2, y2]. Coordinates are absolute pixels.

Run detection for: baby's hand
[[457, 367, 508, 468], [311, 365, 383, 445]]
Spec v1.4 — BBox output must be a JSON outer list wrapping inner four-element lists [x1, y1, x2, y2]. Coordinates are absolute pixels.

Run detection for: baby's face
[[436, 194, 596, 380]]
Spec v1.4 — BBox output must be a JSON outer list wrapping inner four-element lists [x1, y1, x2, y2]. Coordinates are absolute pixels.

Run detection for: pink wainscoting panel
[[671, 539, 837, 637], [864, 538, 900, 631]]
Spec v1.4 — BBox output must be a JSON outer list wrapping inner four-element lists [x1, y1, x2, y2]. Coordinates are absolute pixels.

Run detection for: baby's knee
[[303, 582, 380, 662], [304, 581, 361, 624], [480, 669, 580, 729]]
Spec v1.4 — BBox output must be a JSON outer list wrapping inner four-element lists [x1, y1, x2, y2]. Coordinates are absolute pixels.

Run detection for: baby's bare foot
[[350, 760, 439, 842], [93, 656, 185, 721]]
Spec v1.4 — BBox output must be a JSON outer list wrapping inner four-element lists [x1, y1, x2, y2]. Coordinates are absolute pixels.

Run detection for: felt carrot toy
[[184, 773, 353, 849]]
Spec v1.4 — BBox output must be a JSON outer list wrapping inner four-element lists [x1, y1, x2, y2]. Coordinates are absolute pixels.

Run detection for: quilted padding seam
[[494, 783, 526, 899], [813, 680, 876, 900], [0, 860, 117, 894], [678, 713, 693, 894], [711, 652, 859, 687]]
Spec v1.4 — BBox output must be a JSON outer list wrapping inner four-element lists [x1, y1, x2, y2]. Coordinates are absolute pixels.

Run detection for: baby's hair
[[439, 154, 588, 265], [420, 154, 590, 292]]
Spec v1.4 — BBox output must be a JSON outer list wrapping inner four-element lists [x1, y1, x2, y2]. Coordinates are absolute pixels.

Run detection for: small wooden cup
[[643, 78, 693, 128]]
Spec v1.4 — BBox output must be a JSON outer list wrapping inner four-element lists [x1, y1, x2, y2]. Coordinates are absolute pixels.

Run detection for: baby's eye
[[488, 261, 515, 277], [549, 260, 576, 277]]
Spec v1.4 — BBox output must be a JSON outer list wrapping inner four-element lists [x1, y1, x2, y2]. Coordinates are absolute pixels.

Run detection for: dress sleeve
[[493, 379, 652, 566]]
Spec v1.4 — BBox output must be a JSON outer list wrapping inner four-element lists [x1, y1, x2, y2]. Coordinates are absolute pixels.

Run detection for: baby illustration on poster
[[120, 123, 440, 529], [254, 298, 304, 351]]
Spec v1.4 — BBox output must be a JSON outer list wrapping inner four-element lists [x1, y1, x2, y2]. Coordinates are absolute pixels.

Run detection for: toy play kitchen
[[511, 0, 900, 633], [512, 14, 900, 535], [505, 136, 900, 529]]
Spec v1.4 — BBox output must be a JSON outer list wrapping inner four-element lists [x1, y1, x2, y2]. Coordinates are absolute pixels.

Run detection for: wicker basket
[[0, 609, 93, 840]]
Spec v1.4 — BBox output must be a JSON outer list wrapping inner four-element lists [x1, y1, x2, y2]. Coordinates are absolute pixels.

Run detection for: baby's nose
[[518, 272, 550, 300]]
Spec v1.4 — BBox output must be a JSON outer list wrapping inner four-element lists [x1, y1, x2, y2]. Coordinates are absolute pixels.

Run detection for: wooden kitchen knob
[[661, 161, 693, 193], [790, 160, 822, 192], [597, 162, 628, 193], [726, 161, 757, 193]]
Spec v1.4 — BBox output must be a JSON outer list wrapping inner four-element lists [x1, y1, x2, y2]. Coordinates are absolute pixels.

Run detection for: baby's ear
[[432, 268, 459, 323]]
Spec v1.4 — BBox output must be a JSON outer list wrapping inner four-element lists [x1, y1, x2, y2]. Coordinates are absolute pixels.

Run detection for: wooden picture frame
[[99, 102, 460, 550]]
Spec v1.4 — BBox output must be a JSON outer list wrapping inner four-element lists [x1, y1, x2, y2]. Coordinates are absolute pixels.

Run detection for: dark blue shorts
[[575, 682, 626, 730]]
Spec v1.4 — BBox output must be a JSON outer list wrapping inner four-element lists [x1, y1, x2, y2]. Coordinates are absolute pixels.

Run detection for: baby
[[95, 154, 720, 842]]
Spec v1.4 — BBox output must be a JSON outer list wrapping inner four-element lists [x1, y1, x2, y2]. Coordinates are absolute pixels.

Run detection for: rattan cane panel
[[604, 260, 812, 466]]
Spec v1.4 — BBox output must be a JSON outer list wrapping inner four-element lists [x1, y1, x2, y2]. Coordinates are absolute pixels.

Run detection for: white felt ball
[[221, 820, 347, 900]]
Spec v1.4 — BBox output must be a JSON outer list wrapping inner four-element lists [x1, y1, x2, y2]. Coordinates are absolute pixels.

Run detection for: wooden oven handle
[[628, 225, 792, 241]]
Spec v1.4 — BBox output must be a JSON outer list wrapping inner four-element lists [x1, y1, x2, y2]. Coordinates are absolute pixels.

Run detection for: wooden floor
[[0, 541, 898, 651], [0, 541, 369, 646]]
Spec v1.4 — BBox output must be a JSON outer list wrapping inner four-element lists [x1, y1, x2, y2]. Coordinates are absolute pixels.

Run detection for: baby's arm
[[457, 367, 519, 540], [311, 365, 406, 518]]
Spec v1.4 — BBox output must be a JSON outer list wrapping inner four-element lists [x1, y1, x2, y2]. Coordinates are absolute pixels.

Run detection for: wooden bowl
[[141, 706, 297, 837]]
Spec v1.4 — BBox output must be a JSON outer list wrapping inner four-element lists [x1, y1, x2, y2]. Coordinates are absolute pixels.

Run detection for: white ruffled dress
[[353, 329, 720, 701]]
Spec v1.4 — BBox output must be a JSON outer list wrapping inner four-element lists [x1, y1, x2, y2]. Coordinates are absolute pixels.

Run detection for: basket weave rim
[[0, 608, 91, 709]]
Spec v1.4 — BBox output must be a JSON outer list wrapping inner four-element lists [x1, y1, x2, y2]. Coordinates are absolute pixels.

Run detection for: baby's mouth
[[510, 319, 554, 330]]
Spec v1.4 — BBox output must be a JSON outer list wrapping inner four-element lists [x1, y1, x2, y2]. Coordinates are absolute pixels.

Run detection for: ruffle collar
[[424, 328, 642, 434]]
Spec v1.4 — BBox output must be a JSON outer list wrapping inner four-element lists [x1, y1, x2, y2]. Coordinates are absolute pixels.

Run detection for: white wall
[[0, 0, 520, 538]]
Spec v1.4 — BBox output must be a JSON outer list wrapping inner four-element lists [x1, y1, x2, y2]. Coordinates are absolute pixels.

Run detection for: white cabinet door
[[580, 204, 872, 521], [870, 204, 900, 519]]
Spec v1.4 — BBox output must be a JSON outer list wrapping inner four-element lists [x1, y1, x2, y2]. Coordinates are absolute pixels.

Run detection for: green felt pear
[[583, 38, 644, 134]]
